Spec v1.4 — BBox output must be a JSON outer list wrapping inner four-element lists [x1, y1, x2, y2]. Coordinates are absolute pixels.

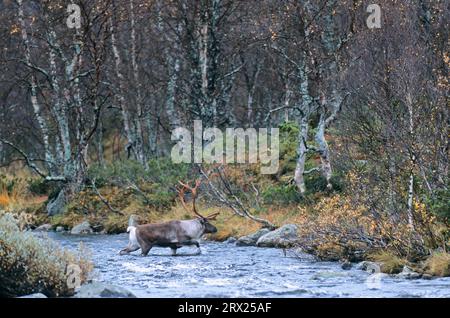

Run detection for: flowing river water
[[48, 233, 450, 298]]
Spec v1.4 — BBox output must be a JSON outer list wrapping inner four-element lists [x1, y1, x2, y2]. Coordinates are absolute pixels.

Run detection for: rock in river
[[256, 224, 299, 248], [356, 261, 381, 272], [396, 266, 422, 280], [236, 228, 271, 246], [56, 226, 65, 232], [70, 221, 93, 235], [19, 293, 47, 298], [34, 224, 52, 232], [341, 261, 353, 270], [74, 282, 136, 298], [224, 237, 237, 244]]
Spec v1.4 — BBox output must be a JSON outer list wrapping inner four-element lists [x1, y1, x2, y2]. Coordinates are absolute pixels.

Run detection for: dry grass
[[367, 250, 407, 274], [0, 191, 11, 207], [0, 170, 47, 211], [0, 183, 19, 208], [52, 182, 303, 238], [424, 252, 450, 277], [154, 203, 303, 241]]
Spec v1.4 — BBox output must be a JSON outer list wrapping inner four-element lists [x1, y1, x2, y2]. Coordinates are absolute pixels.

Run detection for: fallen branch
[[200, 166, 276, 229], [126, 180, 151, 205], [90, 178, 124, 215], [0, 138, 66, 182]]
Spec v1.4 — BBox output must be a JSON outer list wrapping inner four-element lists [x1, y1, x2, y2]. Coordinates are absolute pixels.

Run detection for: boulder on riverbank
[[19, 293, 47, 298], [70, 221, 93, 235], [356, 261, 381, 272], [34, 224, 52, 232], [236, 228, 271, 246], [358, 262, 424, 279], [46, 190, 67, 216], [256, 224, 298, 248], [74, 282, 136, 298], [224, 237, 237, 244], [341, 261, 353, 270], [396, 266, 422, 279], [55, 226, 65, 232]]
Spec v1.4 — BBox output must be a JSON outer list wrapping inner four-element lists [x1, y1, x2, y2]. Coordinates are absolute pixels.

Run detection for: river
[[48, 233, 450, 298]]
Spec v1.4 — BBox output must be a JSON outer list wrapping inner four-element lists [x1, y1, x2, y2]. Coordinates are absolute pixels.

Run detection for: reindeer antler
[[176, 178, 220, 220], [177, 179, 204, 219]]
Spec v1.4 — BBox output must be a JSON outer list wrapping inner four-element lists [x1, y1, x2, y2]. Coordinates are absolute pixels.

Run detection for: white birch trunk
[[47, 28, 71, 167], [129, 0, 147, 167], [244, 61, 261, 125], [110, 13, 137, 161], [17, 0, 55, 172], [315, 115, 333, 190], [294, 118, 309, 194], [294, 59, 313, 193], [166, 55, 181, 129], [199, 15, 210, 121], [284, 82, 292, 122], [406, 92, 415, 229]]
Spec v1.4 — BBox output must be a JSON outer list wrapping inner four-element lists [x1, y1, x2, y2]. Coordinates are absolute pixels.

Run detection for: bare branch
[[0, 138, 46, 178], [200, 166, 276, 229], [304, 167, 321, 175], [90, 178, 124, 215]]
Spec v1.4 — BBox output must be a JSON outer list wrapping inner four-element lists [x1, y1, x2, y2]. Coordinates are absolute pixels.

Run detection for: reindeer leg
[[194, 241, 201, 255], [119, 245, 140, 255], [184, 240, 201, 255], [170, 243, 183, 256], [140, 243, 152, 256]]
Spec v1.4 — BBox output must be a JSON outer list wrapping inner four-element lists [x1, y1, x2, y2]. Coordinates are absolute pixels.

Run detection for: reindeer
[[119, 179, 219, 256]]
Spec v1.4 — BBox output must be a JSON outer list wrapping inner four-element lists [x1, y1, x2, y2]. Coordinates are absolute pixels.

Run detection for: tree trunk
[[47, 27, 71, 170], [166, 53, 181, 130], [406, 92, 415, 229], [97, 120, 104, 167], [129, 0, 148, 168], [294, 57, 313, 193], [17, 0, 55, 174], [110, 12, 140, 163], [315, 115, 333, 190], [294, 118, 309, 194]]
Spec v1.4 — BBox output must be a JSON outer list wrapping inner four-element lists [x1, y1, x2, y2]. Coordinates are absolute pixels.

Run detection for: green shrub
[[0, 213, 92, 297], [88, 158, 190, 188], [305, 174, 344, 194], [277, 122, 300, 175], [87, 160, 146, 187], [146, 158, 190, 185], [262, 184, 302, 205], [425, 188, 450, 222], [145, 186, 177, 210], [28, 178, 58, 196], [0, 175, 17, 194], [87, 158, 190, 210]]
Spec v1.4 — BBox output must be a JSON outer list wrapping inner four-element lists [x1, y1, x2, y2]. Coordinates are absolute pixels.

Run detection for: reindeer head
[[199, 217, 218, 234], [177, 179, 219, 234]]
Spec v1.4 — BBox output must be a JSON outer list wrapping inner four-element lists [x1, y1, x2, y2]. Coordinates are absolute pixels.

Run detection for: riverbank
[[2, 205, 450, 298], [28, 202, 450, 280], [1, 166, 449, 283], [29, 233, 450, 297]]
